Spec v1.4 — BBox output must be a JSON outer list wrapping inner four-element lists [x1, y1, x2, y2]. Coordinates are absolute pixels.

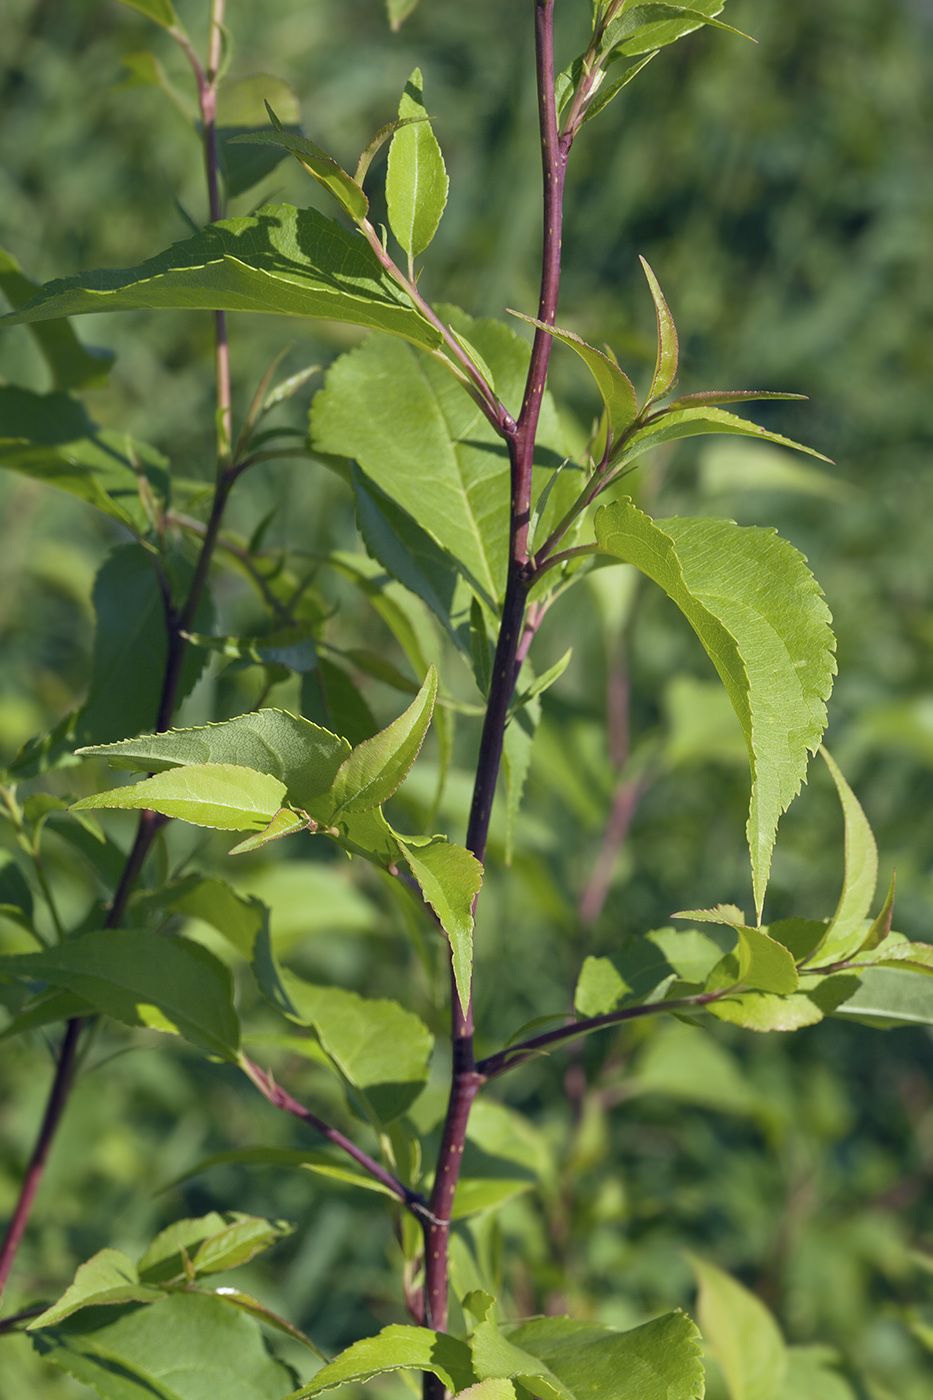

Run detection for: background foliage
[[1, 1, 932, 1396]]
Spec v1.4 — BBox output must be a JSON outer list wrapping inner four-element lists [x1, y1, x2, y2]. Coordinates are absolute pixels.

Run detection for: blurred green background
[[1, 1, 932, 1396]]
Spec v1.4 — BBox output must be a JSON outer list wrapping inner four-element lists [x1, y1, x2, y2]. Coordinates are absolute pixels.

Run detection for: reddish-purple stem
[[421, 6, 566, 1389]]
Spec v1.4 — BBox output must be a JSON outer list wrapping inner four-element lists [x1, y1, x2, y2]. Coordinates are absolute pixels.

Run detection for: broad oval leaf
[[76, 708, 351, 815], [72, 763, 288, 832], [595, 499, 836, 920], [386, 69, 449, 260], [832, 966, 933, 1028], [734, 926, 798, 994], [505, 1311, 705, 1400], [32, 1289, 297, 1400], [311, 308, 575, 603], [328, 666, 437, 814], [286, 1324, 475, 1397], [0, 929, 240, 1059], [0, 205, 442, 351]]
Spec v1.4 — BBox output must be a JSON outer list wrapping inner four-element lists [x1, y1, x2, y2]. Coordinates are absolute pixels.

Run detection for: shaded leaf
[[0, 929, 240, 1059], [595, 500, 836, 919], [832, 967, 933, 1028], [574, 956, 629, 1017], [117, 0, 178, 30], [0, 245, 114, 390], [808, 748, 878, 964], [233, 120, 368, 221], [32, 1290, 297, 1400]]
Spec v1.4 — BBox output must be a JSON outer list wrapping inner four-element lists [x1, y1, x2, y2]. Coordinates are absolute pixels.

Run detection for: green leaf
[[76, 545, 212, 747], [639, 258, 679, 401], [699, 439, 852, 502], [286, 1324, 475, 1397], [181, 624, 319, 675], [808, 748, 878, 963], [32, 1291, 297, 1400], [116, 51, 196, 125], [301, 658, 378, 748], [595, 500, 836, 920], [469, 1318, 573, 1400], [0, 929, 240, 1059], [199, 1289, 326, 1361], [505, 1311, 705, 1400], [860, 871, 896, 952], [28, 1251, 164, 1328], [508, 311, 637, 437], [613, 403, 834, 473], [574, 955, 629, 1017], [734, 926, 798, 994], [772, 1347, 858, 1400], [707, 972, 860, 1033], [72, 763, 288, 832], [117, 0, 178, 31], [832, 966, 933, 1028], [386, 69, 449, 261], [502, 699, 539, 865], [349, 467, 466, 645], [137, 1214, 292, 1283], [76, 708, 351, 816], [395, 833, 483, 1015], [648, 925, 731, 985], [555, 52, 657, 127], [689, 1254, 787, 1400], [386, 0, 420, 30], [634, 1021, 758, 1117], [0, 988, 92, 1042], [0, 205, 442, 351], [310, 308, 572, 604], [0, 245, 114, 390], [327, 667, 437, 814], [0, 388, 167, 531], [600, 3, 748, 59], [229, 808, 312, 854], [233, 119, 368, 221], [216, 79, 303, 198], [268, 973, 434, 1126]]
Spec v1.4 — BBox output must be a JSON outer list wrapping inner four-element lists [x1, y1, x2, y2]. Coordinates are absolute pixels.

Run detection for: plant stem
[[0, 2, 237, 1312], [477, 989, 731, 1081], [238, 1057, 434, 1222], [421, 8, 566, 1389]]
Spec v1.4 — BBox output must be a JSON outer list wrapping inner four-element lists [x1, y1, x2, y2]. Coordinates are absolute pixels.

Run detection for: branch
[[476, 989, 730, 1080], [239, 1056, 436, 1224]]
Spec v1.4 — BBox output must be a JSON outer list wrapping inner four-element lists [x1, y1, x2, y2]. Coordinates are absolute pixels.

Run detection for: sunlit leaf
[[689, 1254, 787, 1400], [595, 499, 836, 919], [386, 69, 448, 260], [72, 763, 288, 832]]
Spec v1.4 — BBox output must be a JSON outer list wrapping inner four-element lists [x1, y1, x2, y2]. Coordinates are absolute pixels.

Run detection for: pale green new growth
[[72, 762, 288, 831], [386, 69, 449, 266], [595, 499, 836, 920], [690, 1253, 788, 1400]]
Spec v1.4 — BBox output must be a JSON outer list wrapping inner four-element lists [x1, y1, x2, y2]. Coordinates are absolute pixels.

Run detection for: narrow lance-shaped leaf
[[807, 747, 878, 964], [0, 205, 442, 351], [232, 106, 368, 221], [595, 499, 836, 920], [0, 245, 114, 390], [386, 68, 449, 262], [611, 401, 834, 472], [117, 0, 178, 31], [28, 1250, 165, 1329], [327, 666, 437, 815], [639, 257, 678, 402], [600, 3, 752, 60], [509, 310, 637, 436]]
